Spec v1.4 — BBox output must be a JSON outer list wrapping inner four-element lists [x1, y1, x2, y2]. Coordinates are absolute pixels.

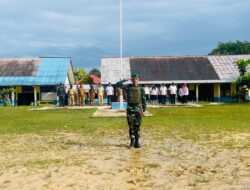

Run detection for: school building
[[0, 57, 75, 106], [101, 55, 250, 102]]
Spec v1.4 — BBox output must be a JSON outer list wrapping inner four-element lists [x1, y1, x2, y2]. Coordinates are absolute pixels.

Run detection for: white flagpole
[[119, 0, 124, 109], [120, 0, 123, 78]]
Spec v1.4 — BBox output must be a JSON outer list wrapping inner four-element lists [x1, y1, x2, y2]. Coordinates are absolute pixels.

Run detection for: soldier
[[117, 73, 146, 148], [57, 83, 66, 107]]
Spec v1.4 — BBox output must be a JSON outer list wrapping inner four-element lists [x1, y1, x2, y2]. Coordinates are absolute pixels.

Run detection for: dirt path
[[0, 131, 249, 190]]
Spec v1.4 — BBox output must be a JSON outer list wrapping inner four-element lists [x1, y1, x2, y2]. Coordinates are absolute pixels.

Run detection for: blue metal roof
[[0, 58, 72, 86]]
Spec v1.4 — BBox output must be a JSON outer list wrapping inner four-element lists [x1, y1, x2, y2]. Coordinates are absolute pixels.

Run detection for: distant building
[[0, 57, 75, 106], [101, 55, 250, 102]]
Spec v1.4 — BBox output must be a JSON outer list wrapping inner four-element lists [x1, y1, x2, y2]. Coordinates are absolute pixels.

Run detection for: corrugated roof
[[130, 57, 220, 81], [0, 58, 40, 76], [101, 55, 250, 84], [0, 57, 73, 86], [208, 55, 250, 81]]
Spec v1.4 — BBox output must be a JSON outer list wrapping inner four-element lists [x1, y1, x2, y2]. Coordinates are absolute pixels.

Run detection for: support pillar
[[34, 86, 37, 106], [196, 84, 199, 102], [218, 84, 221, 102], [214, 84, 221, 102], [11, 91, 15, 106]]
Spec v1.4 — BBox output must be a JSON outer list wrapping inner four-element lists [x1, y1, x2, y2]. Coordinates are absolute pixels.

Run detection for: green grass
[[0, 104, 249, 145]]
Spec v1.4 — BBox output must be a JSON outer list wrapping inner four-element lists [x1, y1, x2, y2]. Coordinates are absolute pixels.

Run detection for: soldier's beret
[[131, 73, 139, 79]]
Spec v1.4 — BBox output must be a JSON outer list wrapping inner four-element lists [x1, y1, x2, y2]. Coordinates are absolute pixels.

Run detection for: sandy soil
[[0, 130, 249, 190]]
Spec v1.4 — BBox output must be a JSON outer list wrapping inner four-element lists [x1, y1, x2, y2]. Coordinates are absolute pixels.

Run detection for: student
[[143, 85, 150, 103], [105, 83, 114, 105], [169, 82, 177, 104], [182, 83, 189, 104], [178, 86, 183, 104], [150, 86, 158, 105], [160, 84, 168, 104]]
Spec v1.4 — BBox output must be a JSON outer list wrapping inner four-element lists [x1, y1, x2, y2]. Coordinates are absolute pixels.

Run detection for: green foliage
[[235, 74, 250, 88], [73, 68, 92, 84], [0, 87, 15, 101], [89, 68, 101, 77], [236, 59, 250, 76], [234, 59, 250, 102], [209, 41, 250, 55]]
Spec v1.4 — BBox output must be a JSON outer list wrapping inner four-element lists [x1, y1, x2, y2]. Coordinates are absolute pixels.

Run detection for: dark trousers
[[183, 95, 188, 104], [107, 95, 112, 105], [178, 96, 183, 104], [170, 94, 176, 104], [146, 94, 150, 103], [161, 95, 167, 104]]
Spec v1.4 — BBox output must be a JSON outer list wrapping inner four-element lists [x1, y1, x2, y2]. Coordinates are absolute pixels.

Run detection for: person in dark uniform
[[117, 73, 147, 148], [57, 83, 66, 107]]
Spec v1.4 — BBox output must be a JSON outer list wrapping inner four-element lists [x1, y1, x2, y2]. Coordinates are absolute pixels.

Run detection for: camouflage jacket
[[116, 80, 146, 112]]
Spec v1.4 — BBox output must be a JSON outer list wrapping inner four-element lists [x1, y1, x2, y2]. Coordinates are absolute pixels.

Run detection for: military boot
[[134, 138, 141, 148], [129, 138, 135, 148]]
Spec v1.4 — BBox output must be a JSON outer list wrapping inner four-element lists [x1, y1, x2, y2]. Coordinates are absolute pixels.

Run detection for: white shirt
[[144, 87, 150, 95], [151, 88, 158, 95], [169, 85, 177, 95], [179, 88, 183, 96], [160, 86, 168, 95], [106, 86, 114, 96]]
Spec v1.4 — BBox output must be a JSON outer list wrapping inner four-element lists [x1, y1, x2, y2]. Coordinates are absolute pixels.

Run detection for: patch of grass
[[0, 104, 249, 148]]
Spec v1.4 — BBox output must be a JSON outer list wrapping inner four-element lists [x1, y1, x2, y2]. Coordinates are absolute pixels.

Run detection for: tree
[[89, 68, 101, 77], [73, 68, 93, 84], [209, 41, 250, 55], [0, 87, 15, 106], [234, 59, 250, 101]]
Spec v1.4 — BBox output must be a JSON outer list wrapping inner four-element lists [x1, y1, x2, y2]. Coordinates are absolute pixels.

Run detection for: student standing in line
[[182, 83, 189, 104], [169, 82, 177, 104], [106, 83, 114, 105], [150, 86, 158, 105], [143, 85, 150, 103], [160, 84, 168, 104], [178, 86, 183, 104]]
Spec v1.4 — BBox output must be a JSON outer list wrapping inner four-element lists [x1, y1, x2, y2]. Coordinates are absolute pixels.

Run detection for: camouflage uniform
[[117, 77, 146, 148], [57, 84, 66, 107]]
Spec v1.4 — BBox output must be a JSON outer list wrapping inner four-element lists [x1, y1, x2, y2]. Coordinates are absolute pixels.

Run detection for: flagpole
[[120, 0, 123, 78], [119, 0, 124, 109]]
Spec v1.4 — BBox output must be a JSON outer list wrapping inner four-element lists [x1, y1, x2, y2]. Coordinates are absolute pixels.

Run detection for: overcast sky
[[0, 0, 249, 70]]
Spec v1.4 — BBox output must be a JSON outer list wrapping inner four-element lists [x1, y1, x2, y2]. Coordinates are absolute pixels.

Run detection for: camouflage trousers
[[126, 107, 142, 139], [59, 96, 65, 106]]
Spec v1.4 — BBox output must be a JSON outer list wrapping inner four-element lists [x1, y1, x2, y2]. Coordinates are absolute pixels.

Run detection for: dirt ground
[[0, 130, 250, 190]]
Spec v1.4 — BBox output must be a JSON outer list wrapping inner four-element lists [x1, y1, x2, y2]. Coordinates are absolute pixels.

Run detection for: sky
[[0, 0, 249, 70]]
